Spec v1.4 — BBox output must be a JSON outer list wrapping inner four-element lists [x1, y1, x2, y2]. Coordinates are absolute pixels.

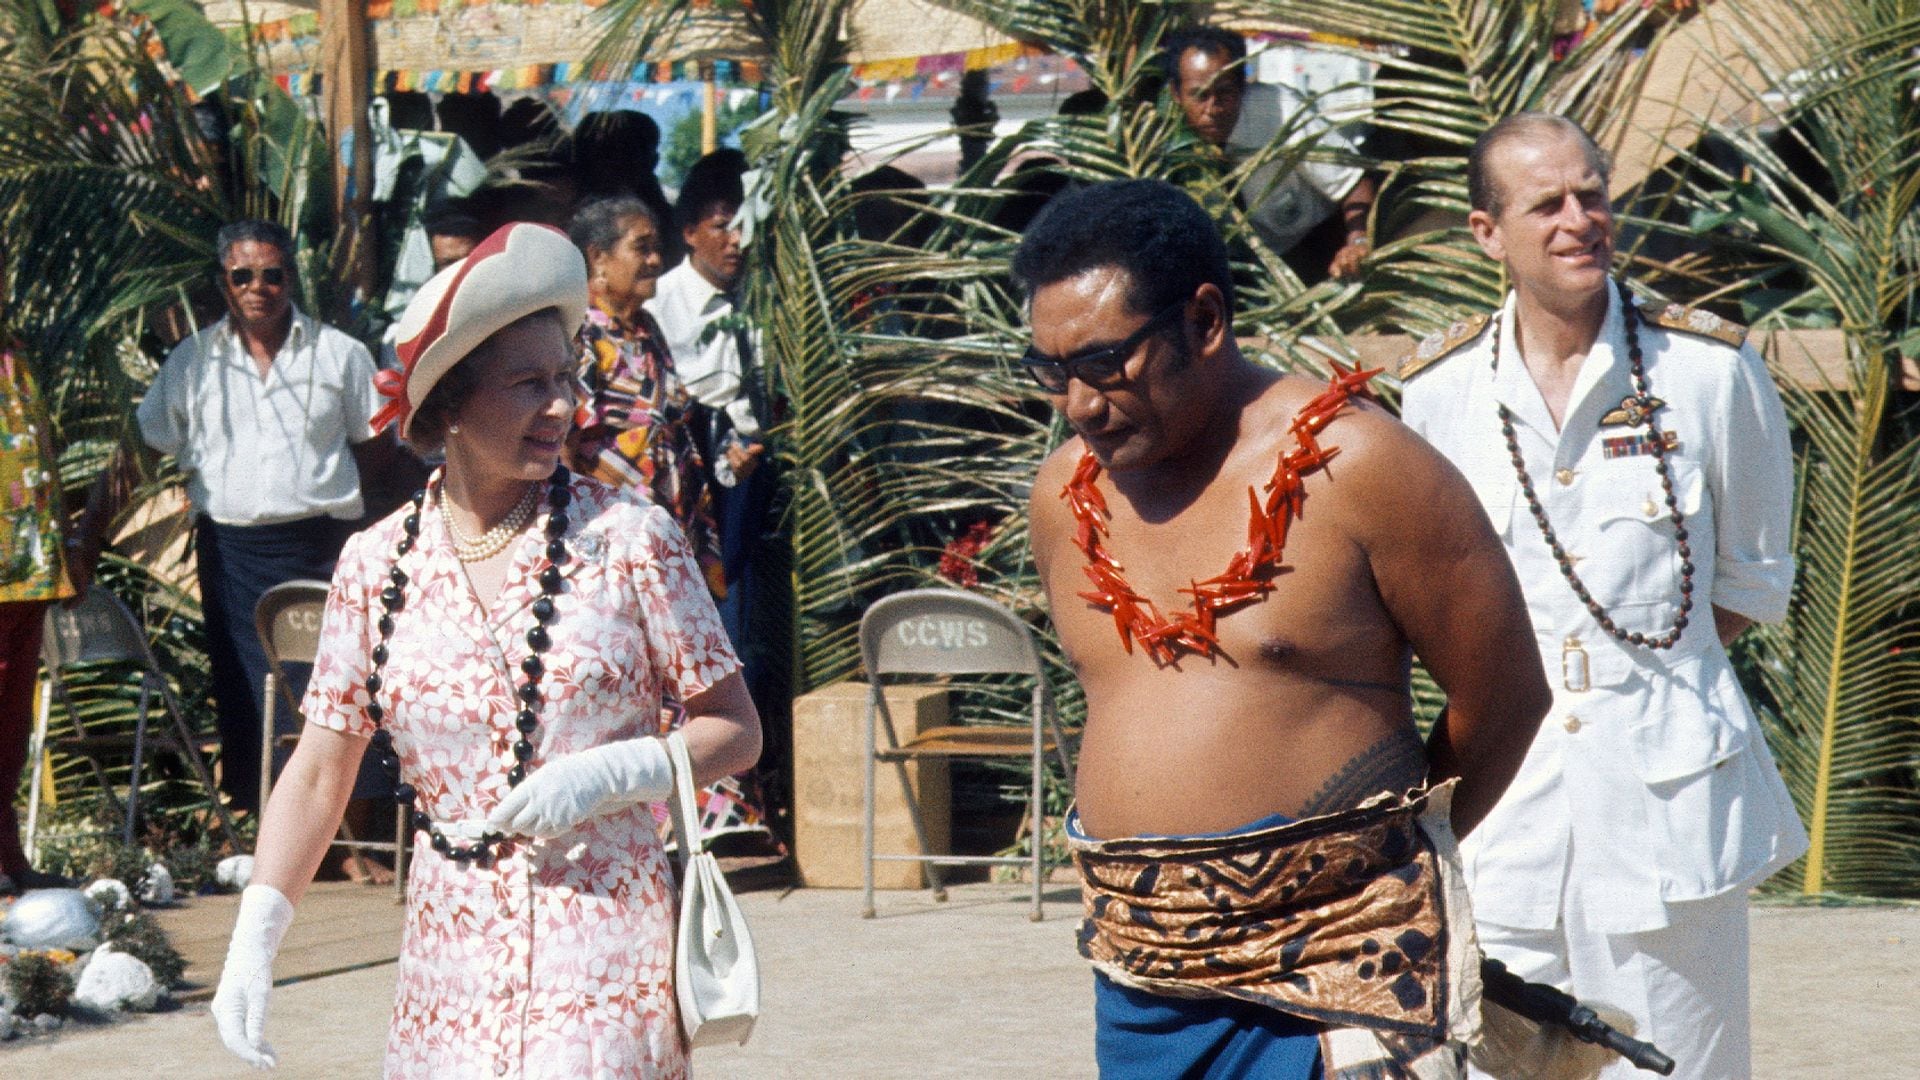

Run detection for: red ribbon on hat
[[370, 367, 409, 435], [371, 226, 515, 435], [369, 223, 576, 438]]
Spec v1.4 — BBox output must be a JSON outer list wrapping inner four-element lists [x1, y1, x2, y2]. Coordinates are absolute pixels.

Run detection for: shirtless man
[[1019, 179, 1551, 1078]]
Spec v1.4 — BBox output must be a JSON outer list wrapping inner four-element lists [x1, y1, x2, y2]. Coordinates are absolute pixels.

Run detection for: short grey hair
[[214, 219, 296, 267], [567, 196, 660, 258], [1467, 112, 1611, 217]]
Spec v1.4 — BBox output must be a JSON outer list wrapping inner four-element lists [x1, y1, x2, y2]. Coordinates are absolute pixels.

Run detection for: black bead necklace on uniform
[[361, 464, 573, 864], [1495, 279, 1693, 650]]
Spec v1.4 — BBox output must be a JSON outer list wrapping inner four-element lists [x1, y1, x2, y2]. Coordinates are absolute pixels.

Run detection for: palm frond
[[1649, 0, 1920, 896], [1, 5, 341, 822], [575, 0, 1920, 894]]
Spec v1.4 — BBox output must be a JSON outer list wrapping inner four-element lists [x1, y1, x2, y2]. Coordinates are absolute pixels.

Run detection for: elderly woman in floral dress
[[566, 195, 724, 599], [566, 196, 775, 850], [212, 222, 760, 1078]]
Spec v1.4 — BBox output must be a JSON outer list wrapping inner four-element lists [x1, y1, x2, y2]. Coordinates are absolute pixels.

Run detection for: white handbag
[[665, 731, 761, 1047]]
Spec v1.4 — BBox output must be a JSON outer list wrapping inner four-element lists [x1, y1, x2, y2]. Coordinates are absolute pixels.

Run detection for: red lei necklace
[[1063, 363, 1380, 663]]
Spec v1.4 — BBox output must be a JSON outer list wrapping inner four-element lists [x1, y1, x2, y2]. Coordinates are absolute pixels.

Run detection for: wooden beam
[[1277, 328, 1850, 391], [318, 0, 374, 318], [1756, 328, 1851, 391]]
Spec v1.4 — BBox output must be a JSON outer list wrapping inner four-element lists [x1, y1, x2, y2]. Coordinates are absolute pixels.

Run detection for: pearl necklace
[[441, 481, 540, 562], [1494, 279, 1693, 650], [363, 466, 573, 864]]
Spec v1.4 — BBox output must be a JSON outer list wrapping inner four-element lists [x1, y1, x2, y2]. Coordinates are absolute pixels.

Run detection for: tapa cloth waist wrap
[[1071, 783, 1483, 1080]]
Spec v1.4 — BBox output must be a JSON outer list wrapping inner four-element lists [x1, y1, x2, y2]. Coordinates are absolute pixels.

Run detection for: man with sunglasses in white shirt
[[1020, 179, 1548, 1077], [137, 220, 382, 821]]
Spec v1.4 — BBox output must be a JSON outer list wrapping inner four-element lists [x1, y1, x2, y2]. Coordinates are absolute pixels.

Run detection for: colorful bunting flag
[[166, 0, 1078, 100]]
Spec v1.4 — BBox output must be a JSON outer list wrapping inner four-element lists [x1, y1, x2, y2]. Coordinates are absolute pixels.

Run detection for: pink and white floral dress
[[303, 473, 740, 1079]]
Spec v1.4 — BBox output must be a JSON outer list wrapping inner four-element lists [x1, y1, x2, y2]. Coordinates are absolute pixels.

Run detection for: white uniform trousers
[[1469, 887, 1751, 1080]]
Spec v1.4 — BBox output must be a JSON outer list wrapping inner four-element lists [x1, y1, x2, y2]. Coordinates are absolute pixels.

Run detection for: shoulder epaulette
[[1396, 312, 1493, 381], [1638, 301, 1747, 349]]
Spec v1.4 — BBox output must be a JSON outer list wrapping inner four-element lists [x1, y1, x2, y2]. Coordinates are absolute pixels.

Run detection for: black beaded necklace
[[362, 465, 573, 864], [1495, 279, 1693, 650]]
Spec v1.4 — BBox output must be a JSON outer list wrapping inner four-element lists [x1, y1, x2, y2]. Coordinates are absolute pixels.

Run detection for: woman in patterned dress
[[566, 197, 774, 850], [213, 222, 761, 1079], [566, 196, 724, 598]]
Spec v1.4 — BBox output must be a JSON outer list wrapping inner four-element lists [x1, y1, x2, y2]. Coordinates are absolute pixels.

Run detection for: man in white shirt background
[[645, 152, 773, 664], [137, 220, 386, 824]]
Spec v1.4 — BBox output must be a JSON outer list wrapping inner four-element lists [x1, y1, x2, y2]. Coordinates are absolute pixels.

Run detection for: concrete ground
[[5, 885, 1917, 1078]]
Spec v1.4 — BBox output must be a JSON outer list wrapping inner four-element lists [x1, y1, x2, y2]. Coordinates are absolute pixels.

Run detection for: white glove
[[212, 884, 295, 1069], [485, 736, 675, 839]]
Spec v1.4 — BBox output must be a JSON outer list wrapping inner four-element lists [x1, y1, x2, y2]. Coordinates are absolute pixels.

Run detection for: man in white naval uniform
[[1398, 113, 1807, 1079]]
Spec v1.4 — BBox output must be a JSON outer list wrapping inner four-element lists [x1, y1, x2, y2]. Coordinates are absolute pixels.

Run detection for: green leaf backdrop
[[7, 0, 1916, 894]]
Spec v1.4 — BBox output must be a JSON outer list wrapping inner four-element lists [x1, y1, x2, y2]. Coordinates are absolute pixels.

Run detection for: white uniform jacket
[[1398, 285, 1809, 934]]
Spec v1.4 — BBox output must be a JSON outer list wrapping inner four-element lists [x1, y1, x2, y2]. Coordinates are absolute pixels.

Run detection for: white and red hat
[[372, 221, 588, 439]]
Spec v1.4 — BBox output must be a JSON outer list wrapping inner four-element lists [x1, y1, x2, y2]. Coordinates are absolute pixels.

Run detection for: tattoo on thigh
[[1297, 725, 1429, 818]]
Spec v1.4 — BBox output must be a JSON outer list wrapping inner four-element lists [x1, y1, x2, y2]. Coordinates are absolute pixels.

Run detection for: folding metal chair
[[858, 589, 1074, 921], [255, 580, 406, 901], [25, 588, 237, 854]]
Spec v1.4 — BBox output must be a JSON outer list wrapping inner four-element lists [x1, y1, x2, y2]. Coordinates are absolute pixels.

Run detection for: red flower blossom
[[938, 521, 994, 588]]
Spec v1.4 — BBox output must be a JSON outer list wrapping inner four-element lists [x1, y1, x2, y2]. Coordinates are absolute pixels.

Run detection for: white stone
[[139, 863, 176, 906], [84, 878, 132, 912], [0, 1011, 18, 1040], [32, 1012, 62, 1032], [72, 944, 160, 1013], [215, 855, 255, 890], [1, 889, 102, 951]]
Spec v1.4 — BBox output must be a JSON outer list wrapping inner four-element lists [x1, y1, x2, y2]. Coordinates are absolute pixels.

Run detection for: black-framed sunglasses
[[225, 266, 287, 289], [1020, 299, 1188, 394]]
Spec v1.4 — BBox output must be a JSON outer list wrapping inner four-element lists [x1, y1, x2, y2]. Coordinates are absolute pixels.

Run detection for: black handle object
[[1480, 957, 1677, 1076]]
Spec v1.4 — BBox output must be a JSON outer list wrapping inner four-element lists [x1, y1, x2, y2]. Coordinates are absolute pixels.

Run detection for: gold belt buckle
[[1562, 636, 1591, 693]]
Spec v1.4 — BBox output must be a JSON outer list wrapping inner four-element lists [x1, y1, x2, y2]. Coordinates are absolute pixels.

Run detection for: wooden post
[[702, 75, 719, 155], [318, 0, 375, 316]]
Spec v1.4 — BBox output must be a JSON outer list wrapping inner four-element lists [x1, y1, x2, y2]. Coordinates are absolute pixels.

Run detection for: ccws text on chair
[[856, 589, 1073, 921]]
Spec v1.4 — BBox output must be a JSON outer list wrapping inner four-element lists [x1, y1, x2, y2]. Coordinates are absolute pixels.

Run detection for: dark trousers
[[194, 515, 354, 813], [714, 464, 777, 678], [712, 461, 793, 838], [0, 600, 49, 875]]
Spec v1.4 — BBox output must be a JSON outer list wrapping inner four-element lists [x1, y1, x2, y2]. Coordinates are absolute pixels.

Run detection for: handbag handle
[[665, 731, 703, 874]]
